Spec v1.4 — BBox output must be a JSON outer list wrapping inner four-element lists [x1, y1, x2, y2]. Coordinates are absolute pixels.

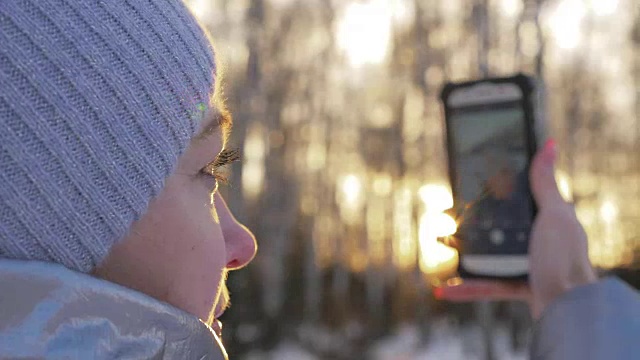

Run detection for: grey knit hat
[[0, 0, 216, 272]]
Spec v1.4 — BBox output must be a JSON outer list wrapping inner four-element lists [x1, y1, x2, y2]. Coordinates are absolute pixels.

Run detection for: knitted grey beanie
[[0, 0, 216, 272]]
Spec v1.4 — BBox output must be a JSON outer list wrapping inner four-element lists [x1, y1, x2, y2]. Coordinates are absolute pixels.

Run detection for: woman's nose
[[214, 192, 257, 270]]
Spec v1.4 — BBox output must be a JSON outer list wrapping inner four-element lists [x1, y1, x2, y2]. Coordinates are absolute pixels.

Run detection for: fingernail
[[543, 139, 557, 164]]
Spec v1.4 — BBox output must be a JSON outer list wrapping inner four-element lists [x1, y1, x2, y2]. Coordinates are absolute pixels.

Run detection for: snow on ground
[[241, 320, 529, 360], [242, 341, 317, 360], [370, 320, 528, 360]]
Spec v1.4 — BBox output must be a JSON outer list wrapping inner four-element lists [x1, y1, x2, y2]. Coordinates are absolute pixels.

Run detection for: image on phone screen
[[450, 102, 534, 260]]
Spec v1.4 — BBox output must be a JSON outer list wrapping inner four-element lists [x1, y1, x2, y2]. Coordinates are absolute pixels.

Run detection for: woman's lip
[[212, 319, 223, 338]]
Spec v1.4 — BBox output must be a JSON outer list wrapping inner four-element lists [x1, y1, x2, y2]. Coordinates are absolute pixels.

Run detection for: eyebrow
[[195, 106, 232, 144]]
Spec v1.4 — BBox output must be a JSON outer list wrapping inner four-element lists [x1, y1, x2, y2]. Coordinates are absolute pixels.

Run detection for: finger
[[530, 139, 565, 210]]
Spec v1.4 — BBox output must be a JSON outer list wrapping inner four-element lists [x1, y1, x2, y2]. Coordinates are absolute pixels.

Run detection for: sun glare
[[342, 174, 363, 207], [393, 185, 418, 271], [600, 200, 618, 224], [545, 0, 586, 50], [242, 124, 266, 200], [499, 0, 524, 18], [589, 0, 618, 17], [418, 212, 459, 275], [336, 0, 392, 67], [184, 0, 213, 21], [418, 184, 453, 212], [555, 170, 573, 202]]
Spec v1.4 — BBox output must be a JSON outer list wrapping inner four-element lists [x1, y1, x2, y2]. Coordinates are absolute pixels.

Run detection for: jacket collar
[[0, 259, 227, 359]]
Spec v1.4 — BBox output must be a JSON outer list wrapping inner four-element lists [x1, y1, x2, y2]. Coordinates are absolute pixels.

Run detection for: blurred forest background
[[185, 0, 639, 358]]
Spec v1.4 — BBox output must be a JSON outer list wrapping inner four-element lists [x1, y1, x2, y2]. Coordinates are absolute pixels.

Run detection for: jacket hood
[[0, 259, 226, 359]]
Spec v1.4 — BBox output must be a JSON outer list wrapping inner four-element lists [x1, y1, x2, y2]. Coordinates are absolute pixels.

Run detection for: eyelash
[[200, 148, 241, 184]]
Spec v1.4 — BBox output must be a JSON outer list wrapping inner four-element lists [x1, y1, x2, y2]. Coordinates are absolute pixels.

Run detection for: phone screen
[[450, 101, 533, 256]]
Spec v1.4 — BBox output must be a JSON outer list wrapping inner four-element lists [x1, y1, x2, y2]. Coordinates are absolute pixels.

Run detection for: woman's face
[[94, 106, 257, 335]]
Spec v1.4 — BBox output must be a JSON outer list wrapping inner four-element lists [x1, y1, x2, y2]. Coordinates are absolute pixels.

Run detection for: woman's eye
[[199, 169, 220, 194], [199, 148, 240, 187], [200, 165, 227, 184]]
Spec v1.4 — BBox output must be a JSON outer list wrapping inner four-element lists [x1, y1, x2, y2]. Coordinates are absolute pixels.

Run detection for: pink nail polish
[[543, 139, 557, 163]]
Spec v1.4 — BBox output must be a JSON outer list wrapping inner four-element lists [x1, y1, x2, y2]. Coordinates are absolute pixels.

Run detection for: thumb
[[530, 139, 565, 209]]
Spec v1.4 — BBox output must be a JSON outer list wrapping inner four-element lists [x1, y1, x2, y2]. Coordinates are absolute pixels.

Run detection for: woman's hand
[[527, 140, 597, 319]]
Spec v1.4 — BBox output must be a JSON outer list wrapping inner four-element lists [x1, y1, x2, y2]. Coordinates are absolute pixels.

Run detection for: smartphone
[[440, 74, 540, 280]]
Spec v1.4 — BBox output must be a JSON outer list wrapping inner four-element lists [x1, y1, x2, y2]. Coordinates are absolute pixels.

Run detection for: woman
[[0, 1, 637, 359], [0, 1, 254, 358]]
